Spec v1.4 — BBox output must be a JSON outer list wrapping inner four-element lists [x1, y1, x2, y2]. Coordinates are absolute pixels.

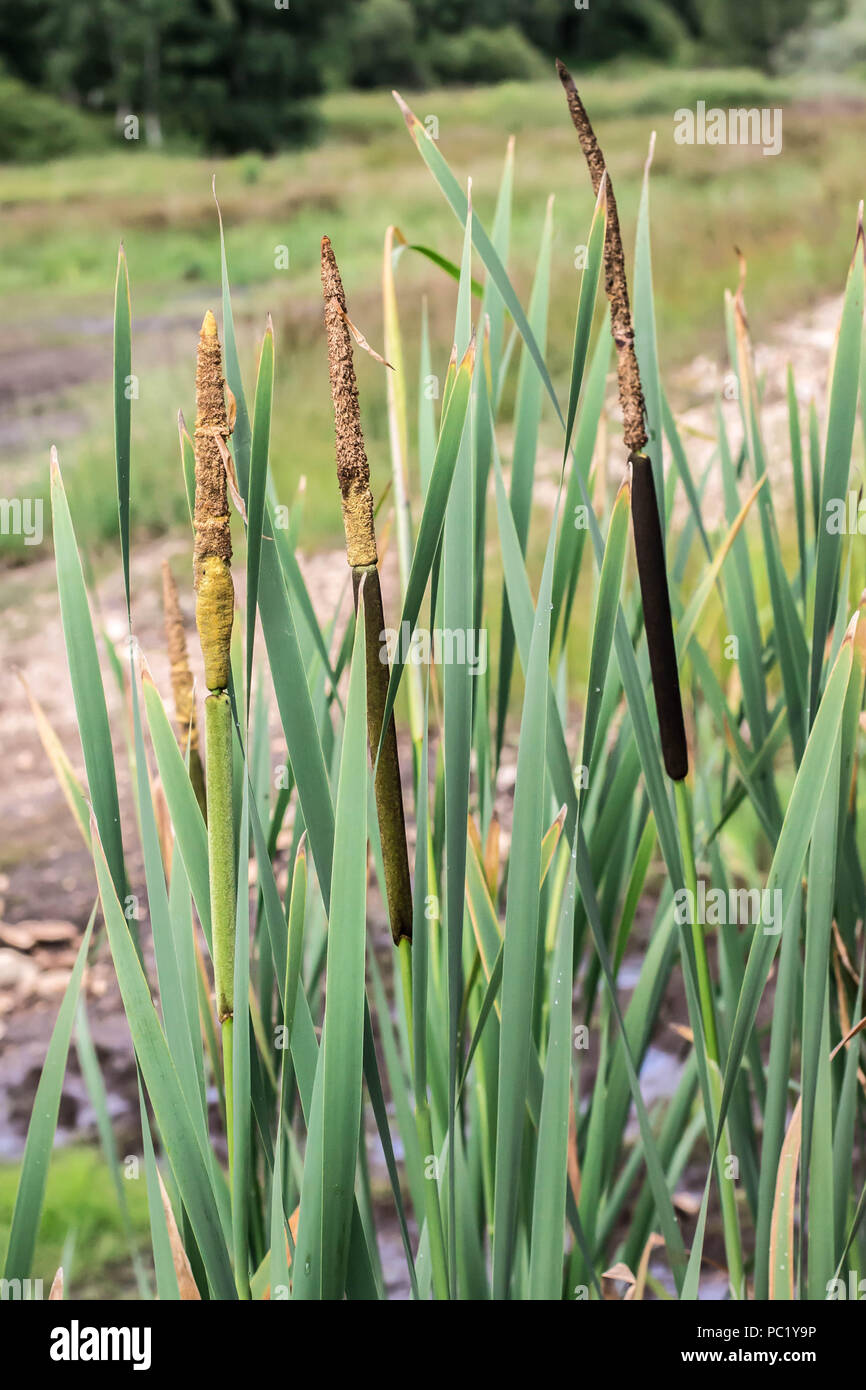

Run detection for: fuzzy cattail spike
[[193, 310, 234, 693], [321, 236, 378, 569], [556, 58, 646, 455]]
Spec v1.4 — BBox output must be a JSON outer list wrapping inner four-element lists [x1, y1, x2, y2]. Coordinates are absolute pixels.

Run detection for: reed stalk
[[675, 778, 745, 1298], [397, 932, 450, 1299], [192, 310, 237, 1177]]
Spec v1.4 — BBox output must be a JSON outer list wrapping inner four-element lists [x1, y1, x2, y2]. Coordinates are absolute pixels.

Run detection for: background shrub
[[427, 25, 546, 85], [340, 0, 429, 91], [0, 70, 107, 162]]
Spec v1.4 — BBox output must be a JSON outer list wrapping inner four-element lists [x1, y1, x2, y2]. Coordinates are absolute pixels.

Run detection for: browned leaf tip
[[556, 58, 647, 454], [391, 89, 416, 133], [733, 246, 748, 327]]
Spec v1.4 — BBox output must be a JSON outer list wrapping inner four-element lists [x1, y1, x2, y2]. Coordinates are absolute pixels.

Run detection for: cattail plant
[[557, 61, 747, 1292], [321, 235, 413, 951], [192, 310, 237, 1160], [556, 59, 688, 783]]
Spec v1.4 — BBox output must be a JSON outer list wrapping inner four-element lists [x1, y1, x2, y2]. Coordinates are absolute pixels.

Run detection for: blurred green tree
[[0, 0, 832, 152], [0, 0, 349, 151], [341, 0, 428, 89], [697, 0, 819, 68]]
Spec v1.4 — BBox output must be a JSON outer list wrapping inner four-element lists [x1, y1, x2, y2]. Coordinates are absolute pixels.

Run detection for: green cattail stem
[[354, 566, 413, 945], [222, 1014, 235, 1181], [675, 780, 718, 1063], [397, 935, 449, 1299], [206, 691, 235, 1023], [674, 779, 744, 1297], [206, 688, 237, 1186]]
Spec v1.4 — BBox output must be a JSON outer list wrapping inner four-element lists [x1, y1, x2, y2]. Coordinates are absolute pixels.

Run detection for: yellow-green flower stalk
[[192, 310, 237, 1166], [321, 235, 413, 949]]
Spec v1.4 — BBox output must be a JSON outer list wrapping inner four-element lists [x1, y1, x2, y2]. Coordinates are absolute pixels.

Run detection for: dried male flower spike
[[321, 236, 378, 569], [556, 58, 647, 457], [193, 310, 234, 693]]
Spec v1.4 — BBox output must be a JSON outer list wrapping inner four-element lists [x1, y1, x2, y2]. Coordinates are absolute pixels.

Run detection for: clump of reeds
[[14, 61, 866, 1309]]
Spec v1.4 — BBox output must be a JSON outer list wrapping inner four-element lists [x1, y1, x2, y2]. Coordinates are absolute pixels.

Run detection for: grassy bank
[[1, 65, 864, 567], [0, 1148, 150, 1298]]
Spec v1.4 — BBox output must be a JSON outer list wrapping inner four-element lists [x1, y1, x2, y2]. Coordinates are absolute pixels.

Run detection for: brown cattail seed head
[[193, 311, 234, 691], [321, 237, 378, 568]]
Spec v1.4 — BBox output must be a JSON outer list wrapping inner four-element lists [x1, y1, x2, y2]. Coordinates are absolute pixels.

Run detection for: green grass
[[2, 65, 866, 568], [0, 1148, 150, 1299]]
